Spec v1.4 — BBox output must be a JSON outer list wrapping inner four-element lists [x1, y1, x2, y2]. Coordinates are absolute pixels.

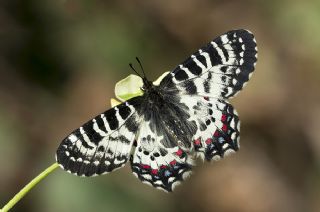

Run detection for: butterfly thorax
[[143, 85, 165, 105], [138, 84, 196, 149]]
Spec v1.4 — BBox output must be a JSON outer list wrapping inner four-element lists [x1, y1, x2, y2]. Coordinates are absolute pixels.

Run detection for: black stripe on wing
[[56, 97, 142, 176], [160, 29, 257, 99]]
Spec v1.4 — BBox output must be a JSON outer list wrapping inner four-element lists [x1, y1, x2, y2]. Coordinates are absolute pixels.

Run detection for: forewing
[[160, 29, 257, 99], [130, 121, 193, 192], [56, 97, 142, 176]]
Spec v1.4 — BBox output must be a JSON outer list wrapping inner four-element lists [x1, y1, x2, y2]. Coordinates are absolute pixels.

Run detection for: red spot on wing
[[176, 149, 183, 157], [204, 96, 209, 101], [160, 165, 168, 169], [151, 169, 158, 175], [221, 114, 227, 122], [141, 164, 151, 169], [170, 160, 177, 166], [222, 124, 228, 132], [214, 131, 219, 137], [205, 138, 213, 144], [194, 139, 201, 145]]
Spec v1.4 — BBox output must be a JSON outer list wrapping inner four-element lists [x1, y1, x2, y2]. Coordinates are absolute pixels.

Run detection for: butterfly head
[[129, 57, 154, 92], [141, 78, 154, 92]]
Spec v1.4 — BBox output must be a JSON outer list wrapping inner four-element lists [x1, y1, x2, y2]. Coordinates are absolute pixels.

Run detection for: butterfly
[[56, 29, 258, 192]]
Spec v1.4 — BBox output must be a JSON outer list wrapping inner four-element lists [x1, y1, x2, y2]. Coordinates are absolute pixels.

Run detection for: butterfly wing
[[130, 121, 194, 192], [56, 97, 142, 176], [128, 29, 257, 190], [159, 29, 257, 160], [178, 95, 240, 160], [160, 29, 257, 99]]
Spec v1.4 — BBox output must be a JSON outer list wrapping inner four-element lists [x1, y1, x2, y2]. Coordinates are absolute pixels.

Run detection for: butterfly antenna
[[129, 63, 142, 78], [136, 57, 147, 79]]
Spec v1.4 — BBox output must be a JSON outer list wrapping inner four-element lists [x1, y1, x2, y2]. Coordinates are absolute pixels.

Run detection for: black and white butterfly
[[56, 29, 257, 192]]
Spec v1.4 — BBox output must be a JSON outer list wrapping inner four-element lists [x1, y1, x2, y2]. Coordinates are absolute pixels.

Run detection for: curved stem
[[1, 163, 59, 212]]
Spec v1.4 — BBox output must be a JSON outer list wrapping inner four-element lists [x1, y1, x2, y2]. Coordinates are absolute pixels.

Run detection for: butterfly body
[[139, 83, 196, 149], [56, 29, 257, 191]]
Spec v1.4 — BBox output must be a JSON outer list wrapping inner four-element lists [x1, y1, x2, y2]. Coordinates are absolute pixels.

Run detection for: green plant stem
[[1, 162, 59, 212]]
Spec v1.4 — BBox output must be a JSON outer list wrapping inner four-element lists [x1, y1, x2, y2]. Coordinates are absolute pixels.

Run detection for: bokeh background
[[1, 0, 320, 211]]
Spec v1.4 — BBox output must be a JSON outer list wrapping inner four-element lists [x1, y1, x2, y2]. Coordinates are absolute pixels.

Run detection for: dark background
[[1, 0, 320, 211]]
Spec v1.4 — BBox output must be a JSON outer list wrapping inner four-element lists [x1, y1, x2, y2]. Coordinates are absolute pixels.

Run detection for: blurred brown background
[[1, 0, 320, 211]]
